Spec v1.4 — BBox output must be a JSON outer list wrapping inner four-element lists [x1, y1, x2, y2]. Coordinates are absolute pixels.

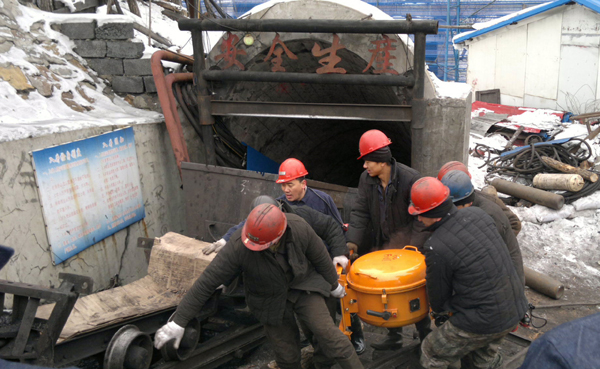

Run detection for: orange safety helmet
[[358, 130, 392, 160], [242, 204, 287, 251], [437, 161, 471, 181], [408, 177, 450, 215], [276, 158, 308, 184]]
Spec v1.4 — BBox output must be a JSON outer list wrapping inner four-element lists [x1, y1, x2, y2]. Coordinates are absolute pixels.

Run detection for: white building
[[454, 0, 600, 115]]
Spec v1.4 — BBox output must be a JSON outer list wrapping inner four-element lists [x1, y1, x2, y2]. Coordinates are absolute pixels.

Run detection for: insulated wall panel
[[556, 45, 598, 114], [525, 12, 562, 100], [495, 25, 528, 99], [500, 94, 524, 107], [466, 35, 497, 92]]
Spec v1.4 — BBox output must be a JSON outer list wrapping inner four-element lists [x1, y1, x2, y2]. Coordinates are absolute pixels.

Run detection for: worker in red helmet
[[203, 158, 345, 256], [346, 129, 431, 351], [155, 204, 363, 369], [437, 161, 522, 236], [441, 170, 525, 285], [409, 177, 528, 369], [276, 158, 345, 226]]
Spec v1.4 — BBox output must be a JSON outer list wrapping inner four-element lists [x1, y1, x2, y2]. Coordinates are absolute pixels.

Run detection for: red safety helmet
[[437, 161, 471, 181], [276, 158, 308, 184], [358, 130, 392, 159], [408, 177, 450, 215], [242, 204, 287, 251]]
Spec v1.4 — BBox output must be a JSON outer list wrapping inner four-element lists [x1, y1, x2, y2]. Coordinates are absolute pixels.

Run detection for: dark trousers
[[264, 292, 357, 369]]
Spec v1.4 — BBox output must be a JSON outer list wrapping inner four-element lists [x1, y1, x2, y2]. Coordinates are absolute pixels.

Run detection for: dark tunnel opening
[[211, 38, 414, 187]]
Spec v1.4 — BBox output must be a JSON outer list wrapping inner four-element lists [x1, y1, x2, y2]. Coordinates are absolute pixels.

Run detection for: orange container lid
[[347, 246, 426, 294]]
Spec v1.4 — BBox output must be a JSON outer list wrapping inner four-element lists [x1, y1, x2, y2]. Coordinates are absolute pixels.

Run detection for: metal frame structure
[[177, 18, 438, 166]]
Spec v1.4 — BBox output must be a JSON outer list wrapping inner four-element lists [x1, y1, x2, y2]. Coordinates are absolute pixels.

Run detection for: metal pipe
[[178, 19, 439, 35], [202, 70, 415, 86], [150, 50, 194, 175], [411, 32, 428, 174], [491, 178, 565, 210], [191, 29, 217, 166], [524, 266, 564, 300]]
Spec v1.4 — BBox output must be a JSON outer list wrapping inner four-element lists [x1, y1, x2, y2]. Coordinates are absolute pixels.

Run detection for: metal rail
[[211, 101, 412, 122], [203, 70, 415, 86], [179, 19, 439, 34]]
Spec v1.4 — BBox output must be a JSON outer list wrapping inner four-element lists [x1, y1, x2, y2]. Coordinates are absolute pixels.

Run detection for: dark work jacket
[[472, 192, 525, 285], [347, 158, 422, 249], [173, 213, 339, 327], [423, 206, 528, 335], [281, 202, 348, 258], [520, 312, 600, 369], [476, 190, 522, 236]]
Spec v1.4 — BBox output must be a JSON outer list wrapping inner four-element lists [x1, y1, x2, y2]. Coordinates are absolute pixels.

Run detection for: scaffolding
[[201, 0, 547, 82]]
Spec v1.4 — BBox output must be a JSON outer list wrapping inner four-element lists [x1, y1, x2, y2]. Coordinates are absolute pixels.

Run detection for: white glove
[[332, 255, 349, 270], [330, 283, 346, 299], [203, 238, 226, 255], [154, 321, 185, 350]]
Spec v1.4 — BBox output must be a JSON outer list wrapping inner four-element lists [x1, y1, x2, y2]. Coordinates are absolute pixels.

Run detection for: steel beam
[[203, 70, 415, 87], [210, 101, 412, 122], [179, 19, 439, 35]]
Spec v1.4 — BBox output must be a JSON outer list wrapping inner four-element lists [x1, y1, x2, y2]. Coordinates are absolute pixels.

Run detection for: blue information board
[[32, 127, 145, 265]]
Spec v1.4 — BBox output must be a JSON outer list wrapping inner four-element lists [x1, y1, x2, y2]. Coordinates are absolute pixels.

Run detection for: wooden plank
[[36, 233, 214, 342]]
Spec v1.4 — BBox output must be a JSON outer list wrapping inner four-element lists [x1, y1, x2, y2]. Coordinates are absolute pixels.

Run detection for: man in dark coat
[[346, 129, 430, 350], [409, 177, 528, 369], [519, 312, 600, 369], [441, 170, 525, 285], [437, 161, 521, 236], [154, 204, 362, 369]]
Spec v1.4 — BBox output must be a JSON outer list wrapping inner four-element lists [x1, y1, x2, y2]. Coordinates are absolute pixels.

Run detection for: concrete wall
[[0, 122, 196, 291], [463, 4, 600, 114]]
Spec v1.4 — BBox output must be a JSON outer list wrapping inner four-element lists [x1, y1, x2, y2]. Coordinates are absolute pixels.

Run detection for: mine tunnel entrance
[[213, 39, 413, 188]]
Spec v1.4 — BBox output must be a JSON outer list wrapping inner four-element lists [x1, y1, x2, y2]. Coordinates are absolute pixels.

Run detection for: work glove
[[346, 242, 359, 261], [333, 255, 349, 270], [154, 321, 185, 350], [330, 282, 346, 299], [203, 238, 226, 255]]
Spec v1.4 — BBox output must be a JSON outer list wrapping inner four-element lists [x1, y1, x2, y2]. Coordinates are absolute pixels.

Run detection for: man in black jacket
[[154, 204, 362, 369], [346, 129, 430, 350], [409, 177, 528, 369], [441, 170, 525, 285]]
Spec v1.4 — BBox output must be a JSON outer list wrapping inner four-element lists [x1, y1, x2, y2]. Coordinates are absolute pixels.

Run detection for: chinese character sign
[[312, 34, 347, 74], [32, 127, 145, 265], [363, 35, 399, 75], [264, 34, 298, 72], [215, 32, 247, 70]]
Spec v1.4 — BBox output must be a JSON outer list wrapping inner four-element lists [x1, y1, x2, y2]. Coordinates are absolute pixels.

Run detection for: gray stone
[[106, 41, 144, 59], [29, 75, 54, 97], [87, 58, 123, 75], [112, 76, 144, 94], [143, 76, 156, 93], [96, 22, 134, 40], [51, 66, 75, 78], [124, 58, 152, 76], [57, 21, 96, 39], [74, 40, 106, 58], [0, 41, 12, 53]]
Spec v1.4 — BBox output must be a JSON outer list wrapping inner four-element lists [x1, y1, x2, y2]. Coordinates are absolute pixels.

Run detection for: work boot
[[337, 353, 365, 369], [370, 327, 403, 350], [350, 313, 366, 355]]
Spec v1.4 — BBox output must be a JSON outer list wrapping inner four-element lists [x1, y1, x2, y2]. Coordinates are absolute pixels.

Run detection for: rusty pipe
[[151, 50, 194, 174], [165, 73, 194, 129], [491, 178, 564, 210], [524, 266, 564, 300]]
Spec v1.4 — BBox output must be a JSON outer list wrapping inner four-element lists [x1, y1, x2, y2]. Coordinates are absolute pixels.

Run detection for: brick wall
[[55, 21, 156, 94]]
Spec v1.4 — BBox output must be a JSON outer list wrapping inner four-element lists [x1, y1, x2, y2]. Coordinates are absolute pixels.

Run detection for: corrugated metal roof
[[454, 0, 600, 44]]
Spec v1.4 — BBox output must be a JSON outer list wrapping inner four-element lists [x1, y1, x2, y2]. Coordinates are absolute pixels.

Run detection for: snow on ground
[[468, 120, 600, 290]]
